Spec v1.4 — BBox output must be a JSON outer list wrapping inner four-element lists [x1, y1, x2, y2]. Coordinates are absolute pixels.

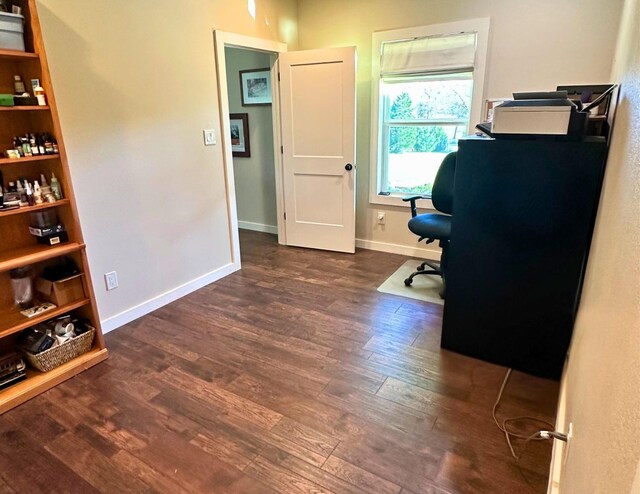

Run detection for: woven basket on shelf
[[23, 328, 95, 373]]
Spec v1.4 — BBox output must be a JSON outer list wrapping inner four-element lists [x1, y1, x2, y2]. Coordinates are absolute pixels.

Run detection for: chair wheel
[[416, 265, 425, 271], [404, 278, 413, 286]]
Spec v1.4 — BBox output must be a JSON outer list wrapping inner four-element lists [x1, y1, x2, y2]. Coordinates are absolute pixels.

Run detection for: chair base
[[404, 260, 446, 299]]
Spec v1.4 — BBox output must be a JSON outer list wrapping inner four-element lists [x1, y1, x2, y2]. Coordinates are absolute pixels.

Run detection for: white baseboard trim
[[238, 221, 278, 235], [547, 364, 569, 493], [100, 261, 240, 334], [355, 238, 441, 260]]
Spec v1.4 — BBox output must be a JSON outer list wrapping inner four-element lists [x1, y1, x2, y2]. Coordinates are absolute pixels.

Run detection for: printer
[[491, 91, 587, 138]]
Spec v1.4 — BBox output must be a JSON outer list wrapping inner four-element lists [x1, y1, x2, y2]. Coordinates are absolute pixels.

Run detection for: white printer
[[492, 91, 577, 135]]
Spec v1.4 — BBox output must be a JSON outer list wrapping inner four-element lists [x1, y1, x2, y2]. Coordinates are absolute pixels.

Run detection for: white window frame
[[369, 18, 490, 209]]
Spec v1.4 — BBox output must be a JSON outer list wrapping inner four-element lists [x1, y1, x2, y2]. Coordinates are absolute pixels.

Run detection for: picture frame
[[239, 68, 272, 106], [229, 113, 250, 158]]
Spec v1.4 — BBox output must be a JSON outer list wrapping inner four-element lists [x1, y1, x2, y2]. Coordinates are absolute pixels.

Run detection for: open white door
[[279, 47, 356, 253]]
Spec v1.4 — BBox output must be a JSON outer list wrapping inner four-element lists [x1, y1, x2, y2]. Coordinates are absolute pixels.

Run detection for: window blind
[[380, 32, 477, 77]]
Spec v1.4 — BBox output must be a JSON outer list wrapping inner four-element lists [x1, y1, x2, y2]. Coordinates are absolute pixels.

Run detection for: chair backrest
[[432, 151, 456, 215]]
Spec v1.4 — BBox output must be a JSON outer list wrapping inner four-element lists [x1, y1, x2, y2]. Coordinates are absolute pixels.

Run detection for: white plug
[[540, 430, 568, 441]]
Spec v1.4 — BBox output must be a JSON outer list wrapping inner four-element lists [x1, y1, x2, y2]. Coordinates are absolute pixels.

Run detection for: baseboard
[[356, 238, 441, 260], [238, 221, 278, 235], [548, 363, 569, 493], [100, 261, 240, 334]]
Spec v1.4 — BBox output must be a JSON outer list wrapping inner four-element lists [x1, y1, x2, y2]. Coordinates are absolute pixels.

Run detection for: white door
[[279, 47, 356, 253]]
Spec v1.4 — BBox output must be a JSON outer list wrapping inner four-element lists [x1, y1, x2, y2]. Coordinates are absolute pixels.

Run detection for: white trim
[[101, 262, 239, 334], [548, 363, 570, 494], [213, 31, 288, 263], [369, 18, 490, 207], [373, 195, 435, 209], [271, 57, 287, 245], [238, 221, 278, 234], [356, 238, 441, 260]]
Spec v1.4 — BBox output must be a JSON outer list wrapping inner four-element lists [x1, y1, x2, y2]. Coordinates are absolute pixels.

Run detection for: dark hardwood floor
[[0, 230, 559, 493]]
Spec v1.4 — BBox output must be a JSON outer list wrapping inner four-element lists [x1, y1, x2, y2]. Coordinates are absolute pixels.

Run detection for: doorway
[[214, 31, 286, 269], [224, 46, 278, 240], [214, 32, 357, 266]]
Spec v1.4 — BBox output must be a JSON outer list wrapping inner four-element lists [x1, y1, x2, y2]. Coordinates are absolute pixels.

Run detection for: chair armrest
[[402, 195, 430, 218]]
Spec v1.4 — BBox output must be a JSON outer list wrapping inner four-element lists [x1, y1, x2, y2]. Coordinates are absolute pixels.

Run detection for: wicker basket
[[23, 328, 95, 372]]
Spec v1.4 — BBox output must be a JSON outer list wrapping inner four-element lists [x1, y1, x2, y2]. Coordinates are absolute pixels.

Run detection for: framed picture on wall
[[230, 113, 251, 158], [239, 68, 272, 105]]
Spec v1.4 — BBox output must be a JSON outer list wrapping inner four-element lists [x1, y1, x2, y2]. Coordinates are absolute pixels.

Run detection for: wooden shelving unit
[[0, 297, 90, 338], [0, 105, 50, 111], [0, 348, 108, 414], [0, 198, 70, 217], [0, 154, 60, 166], [0, 49, 38, 60], [0, 0, 107, 413], [0, 242, 85, 272]]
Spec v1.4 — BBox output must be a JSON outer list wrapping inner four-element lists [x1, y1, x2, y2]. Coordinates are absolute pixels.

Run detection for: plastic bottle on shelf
[[37, 134, 45, 155], [34, 83, 47, 106], [33, 180, 43, 204], [50, 173, 62, 200], [24, 181, 35, 206], [15, 181, 26, 206], [13, 137, 23, 157], [20, 137, 32, 157], [29, 134, 39, 155], [43, 134, 54, 154], [39, 174, 51, 199]]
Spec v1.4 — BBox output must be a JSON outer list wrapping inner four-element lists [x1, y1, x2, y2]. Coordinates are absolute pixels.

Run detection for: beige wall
[[36, 0, 297, 327], [225, 47, 278, 230], [297, 0, 623, 255], [556, 0, 640, 491]]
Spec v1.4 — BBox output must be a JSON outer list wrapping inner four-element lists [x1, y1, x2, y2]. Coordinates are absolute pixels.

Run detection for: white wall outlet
[[105, 271, 118, 291], [203, 129, 216, 146], [377, 212, 386, 225], [563, 422, 574, 464]]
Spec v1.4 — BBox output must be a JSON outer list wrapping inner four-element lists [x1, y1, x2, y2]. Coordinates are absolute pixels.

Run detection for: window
[[370, 19, 489, 207]]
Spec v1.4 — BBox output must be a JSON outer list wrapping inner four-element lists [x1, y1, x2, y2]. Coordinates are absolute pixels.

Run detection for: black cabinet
[[442, 137, 607, 379]]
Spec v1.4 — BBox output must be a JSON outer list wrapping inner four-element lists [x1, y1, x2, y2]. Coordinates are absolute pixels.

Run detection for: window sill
[[369, 193, 435, 210]]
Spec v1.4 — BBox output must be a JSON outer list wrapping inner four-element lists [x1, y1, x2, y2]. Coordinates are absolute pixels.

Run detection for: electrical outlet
[[563, 422, 574, 464], [203, 129, 216, 146], [377, 212, 386, 225], [105, 271, 118, 291]]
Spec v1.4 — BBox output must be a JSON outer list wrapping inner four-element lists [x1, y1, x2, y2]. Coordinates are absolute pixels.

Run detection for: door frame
[[213, 30, 288, 267]]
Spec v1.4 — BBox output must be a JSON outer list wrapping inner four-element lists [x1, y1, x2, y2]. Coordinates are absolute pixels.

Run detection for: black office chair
[[402, 151, 456, 298]]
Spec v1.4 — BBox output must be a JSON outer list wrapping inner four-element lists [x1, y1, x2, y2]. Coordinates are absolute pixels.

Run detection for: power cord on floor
[[492, 368, 556, 460]]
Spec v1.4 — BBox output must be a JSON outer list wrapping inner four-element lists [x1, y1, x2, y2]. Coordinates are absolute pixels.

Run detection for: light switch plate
[[203, 129, 216, 146]]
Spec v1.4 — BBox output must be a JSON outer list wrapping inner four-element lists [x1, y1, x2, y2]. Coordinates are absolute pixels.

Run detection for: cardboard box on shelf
[[35, 273, 85, 306]]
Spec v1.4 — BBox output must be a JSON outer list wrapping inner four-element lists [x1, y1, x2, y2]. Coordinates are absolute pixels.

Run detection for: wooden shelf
[[0, 297, 90, 338], [0, 348, 108, 414], [0, 49, 38, 61], [0, 199, 70, 218], [0, 0, 107, 415], [0, 106, 50, 111], [0, 242, 84, 273], [0, 154, 60, 166]]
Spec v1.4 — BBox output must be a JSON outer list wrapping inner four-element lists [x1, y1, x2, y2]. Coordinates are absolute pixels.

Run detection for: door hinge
[[277, 72, 281, 82], [284, 212, 287, 220], [280, 145, 284, 154]]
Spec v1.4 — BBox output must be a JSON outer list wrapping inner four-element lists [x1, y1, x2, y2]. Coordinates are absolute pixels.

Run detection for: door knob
[[345, 163, 353, 171]]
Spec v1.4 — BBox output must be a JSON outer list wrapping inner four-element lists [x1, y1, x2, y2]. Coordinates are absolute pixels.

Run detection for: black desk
[[442, 136, 607, 379]]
